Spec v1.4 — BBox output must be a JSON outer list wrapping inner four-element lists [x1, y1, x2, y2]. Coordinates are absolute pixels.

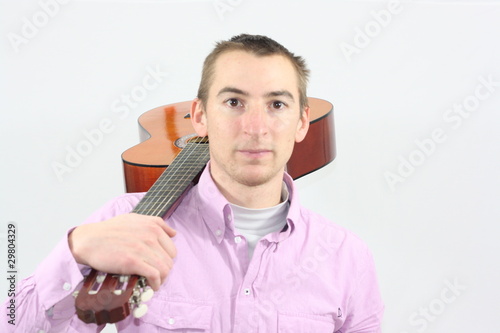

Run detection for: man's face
[[192, 50, 309, 188]]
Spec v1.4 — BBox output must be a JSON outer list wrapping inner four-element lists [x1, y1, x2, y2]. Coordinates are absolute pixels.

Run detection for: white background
[[1, 0, 499, 332]]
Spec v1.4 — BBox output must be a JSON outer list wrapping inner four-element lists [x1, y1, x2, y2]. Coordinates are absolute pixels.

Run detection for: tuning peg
[[140, 287, 154, 302], [137, 277, 147, 288], [96, 273, 106, 284], [133, 303, 148, 318], [119, 275, 130, 283]]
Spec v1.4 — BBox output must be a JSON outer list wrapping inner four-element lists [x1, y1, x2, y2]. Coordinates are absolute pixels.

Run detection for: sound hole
[[174, 133, 198, 149]]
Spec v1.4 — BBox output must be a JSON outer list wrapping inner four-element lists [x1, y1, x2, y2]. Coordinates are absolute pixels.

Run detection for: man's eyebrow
[[217, 87, 295, 101], [217, 87, 249, 97], [265, 90, 295, 101]]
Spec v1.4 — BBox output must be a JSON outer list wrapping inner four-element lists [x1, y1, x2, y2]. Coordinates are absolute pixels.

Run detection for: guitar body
[[122, 97, 336, 193]]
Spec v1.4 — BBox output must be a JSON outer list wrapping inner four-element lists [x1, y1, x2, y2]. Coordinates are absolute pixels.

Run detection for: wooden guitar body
[[122, 97, 336, 193]]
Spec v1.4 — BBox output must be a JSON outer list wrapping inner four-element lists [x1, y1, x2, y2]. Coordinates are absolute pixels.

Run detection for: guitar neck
[[75, 138, 210, 325], [132, 138, 209, 218]]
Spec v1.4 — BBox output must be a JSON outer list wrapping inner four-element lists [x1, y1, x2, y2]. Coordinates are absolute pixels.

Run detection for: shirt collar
[[195, 162, 301, 244]]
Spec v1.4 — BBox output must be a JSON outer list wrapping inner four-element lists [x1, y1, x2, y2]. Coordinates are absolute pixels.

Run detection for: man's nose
[[241, 106, 269, 136]]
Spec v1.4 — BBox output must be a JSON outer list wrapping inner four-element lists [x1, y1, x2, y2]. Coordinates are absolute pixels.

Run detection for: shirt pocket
[[277, 312, 336, 333], [139, 298, 213, 332]]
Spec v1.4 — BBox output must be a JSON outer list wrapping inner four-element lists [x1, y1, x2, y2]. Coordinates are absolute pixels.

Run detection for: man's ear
[[295, 105, 310, 143], [190, 98, 208, 137]]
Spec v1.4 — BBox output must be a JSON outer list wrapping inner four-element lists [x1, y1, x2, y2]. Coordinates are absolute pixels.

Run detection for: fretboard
[[132, 137, 209, 217]]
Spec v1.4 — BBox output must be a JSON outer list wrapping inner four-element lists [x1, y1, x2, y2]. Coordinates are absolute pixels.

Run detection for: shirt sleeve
[[1, 194, 141, 332], [340, 247, 384, 333], [1, 229, 104, 332]]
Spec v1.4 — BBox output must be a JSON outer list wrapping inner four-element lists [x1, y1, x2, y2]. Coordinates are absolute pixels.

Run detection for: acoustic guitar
[[74, 97, 335, 324]]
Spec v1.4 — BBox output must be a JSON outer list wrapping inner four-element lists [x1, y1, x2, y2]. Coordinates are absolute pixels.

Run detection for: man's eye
[[226, 98, 241, 107], [272, 101, 286, 110]]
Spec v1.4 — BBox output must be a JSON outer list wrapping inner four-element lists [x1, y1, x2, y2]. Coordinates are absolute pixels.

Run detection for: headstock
[[74, 269, 154, 325]]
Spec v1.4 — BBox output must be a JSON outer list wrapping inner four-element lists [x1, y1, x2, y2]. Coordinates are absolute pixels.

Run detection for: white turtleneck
[[231, 183, 290, 259]]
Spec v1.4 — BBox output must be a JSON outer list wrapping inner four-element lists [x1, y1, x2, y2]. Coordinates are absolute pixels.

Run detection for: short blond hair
[[197, 34, 310, 113]]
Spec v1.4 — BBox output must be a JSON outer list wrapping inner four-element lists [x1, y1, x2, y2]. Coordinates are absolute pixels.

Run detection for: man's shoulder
[[84, 192, 147, 223], [297, 206, 372, 254], [106, 192, 146, 211], [297, 205, 346, 232]]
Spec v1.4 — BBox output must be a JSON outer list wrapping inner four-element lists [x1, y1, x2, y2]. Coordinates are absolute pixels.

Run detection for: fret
[[131, 138, 209, 218]]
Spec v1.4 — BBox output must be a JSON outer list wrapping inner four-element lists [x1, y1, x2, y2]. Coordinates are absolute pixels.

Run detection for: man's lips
[[238, 149, 273, 158]]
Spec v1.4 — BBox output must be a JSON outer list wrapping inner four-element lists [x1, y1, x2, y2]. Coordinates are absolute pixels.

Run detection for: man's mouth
[[238, 149, 273, 158]]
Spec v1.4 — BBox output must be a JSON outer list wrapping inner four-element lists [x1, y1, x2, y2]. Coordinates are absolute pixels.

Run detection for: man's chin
[[235, 166, 280, 187]]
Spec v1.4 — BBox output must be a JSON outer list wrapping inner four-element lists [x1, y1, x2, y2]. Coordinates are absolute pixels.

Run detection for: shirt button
[[63, 282, 71, 291], [234, 236, 242, 244], [168, 317, 175, 325], [244, 288, 251, 295], [215, 229, 222, 236], [227, 214, 232, 222]]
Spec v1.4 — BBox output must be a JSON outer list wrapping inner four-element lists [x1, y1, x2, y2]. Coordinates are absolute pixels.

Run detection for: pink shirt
[[3, 166, 383, 332]]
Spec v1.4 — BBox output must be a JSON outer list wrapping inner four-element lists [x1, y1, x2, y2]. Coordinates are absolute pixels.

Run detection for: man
[[3, 34, 383, 332]]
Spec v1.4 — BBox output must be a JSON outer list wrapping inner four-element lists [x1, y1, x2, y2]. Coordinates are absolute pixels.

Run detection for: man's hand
[[68, 213, 177, 291]]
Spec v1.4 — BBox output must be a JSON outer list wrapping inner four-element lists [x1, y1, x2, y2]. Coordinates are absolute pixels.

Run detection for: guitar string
[[136, 137, 206, 216], [143, 138, 206, 215], [148, 136, 209, 216], [137, 136, 209, 217], [148, 136, 209, 215]]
